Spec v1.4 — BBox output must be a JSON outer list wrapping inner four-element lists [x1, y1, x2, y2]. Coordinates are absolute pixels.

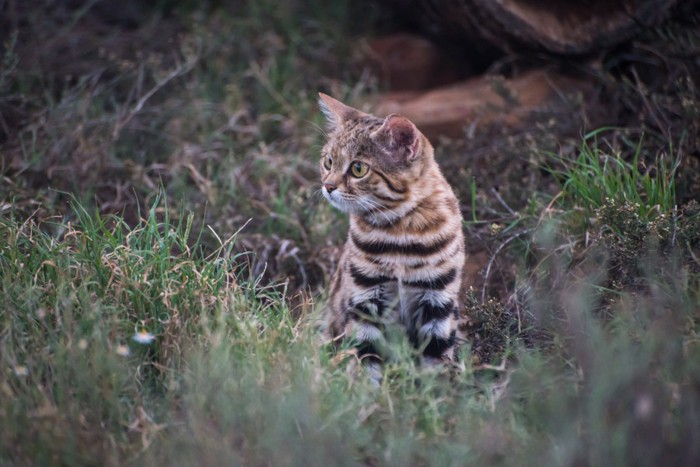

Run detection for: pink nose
[[324, 183, 337, 193]]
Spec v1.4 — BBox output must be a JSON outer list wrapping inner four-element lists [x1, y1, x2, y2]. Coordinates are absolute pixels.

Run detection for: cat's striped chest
[[348, 208, 462, 277]]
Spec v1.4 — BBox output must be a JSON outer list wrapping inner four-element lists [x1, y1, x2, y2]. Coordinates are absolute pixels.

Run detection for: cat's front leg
[[405, 288, 460, 363], [345, 294, 396, 366], [333, 262, 396, 364]]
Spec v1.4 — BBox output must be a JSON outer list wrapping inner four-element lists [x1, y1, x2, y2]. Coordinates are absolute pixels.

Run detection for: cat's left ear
[[372, 114, 421, 164], [318, 93, 362, 131]]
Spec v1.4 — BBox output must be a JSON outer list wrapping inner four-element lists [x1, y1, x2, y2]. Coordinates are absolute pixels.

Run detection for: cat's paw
[[366, 361, 383, 387]]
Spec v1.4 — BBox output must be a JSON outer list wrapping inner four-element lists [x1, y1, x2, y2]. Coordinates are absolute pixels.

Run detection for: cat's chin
[[323, 190, 363, 214]]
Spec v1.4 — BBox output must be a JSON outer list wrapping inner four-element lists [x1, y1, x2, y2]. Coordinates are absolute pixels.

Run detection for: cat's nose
[[324, 183, 337, 193]]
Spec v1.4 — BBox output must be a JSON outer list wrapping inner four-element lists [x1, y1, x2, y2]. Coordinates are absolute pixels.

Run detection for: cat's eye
[[350, 161, 369, 178], [323, 156, 332, 170]]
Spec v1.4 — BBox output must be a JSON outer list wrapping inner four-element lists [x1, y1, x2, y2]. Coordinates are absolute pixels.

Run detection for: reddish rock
[[371, 69, 594, 138]]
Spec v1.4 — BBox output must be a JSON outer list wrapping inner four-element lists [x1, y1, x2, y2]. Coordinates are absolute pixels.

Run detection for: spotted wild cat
[[318, 93, 466, 368]]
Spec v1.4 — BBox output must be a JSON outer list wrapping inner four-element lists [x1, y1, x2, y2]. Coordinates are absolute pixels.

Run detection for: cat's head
[[318, 93, 428, 218]]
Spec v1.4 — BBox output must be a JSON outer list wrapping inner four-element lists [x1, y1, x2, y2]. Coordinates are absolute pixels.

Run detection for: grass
[[2, 1, 700, 465], [0, 196, 485, 464], [2, 194, 698, 465], [546, 128, 681, 231]]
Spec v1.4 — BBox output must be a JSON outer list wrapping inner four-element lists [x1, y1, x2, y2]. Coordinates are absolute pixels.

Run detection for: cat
[[318, 93, 466, 371]]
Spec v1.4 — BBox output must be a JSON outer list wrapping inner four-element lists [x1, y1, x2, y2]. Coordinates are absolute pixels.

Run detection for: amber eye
[[350, 161, 369, 178], [323, 156, 332, 170]]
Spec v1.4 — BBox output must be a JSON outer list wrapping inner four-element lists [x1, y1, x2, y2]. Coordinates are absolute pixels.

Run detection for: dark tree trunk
[[392, 0, 690, 55]]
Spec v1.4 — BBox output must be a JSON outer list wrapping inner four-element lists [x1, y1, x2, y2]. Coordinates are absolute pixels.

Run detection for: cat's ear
[[318, 93, 361, 131], [372, 114, 421, 163]]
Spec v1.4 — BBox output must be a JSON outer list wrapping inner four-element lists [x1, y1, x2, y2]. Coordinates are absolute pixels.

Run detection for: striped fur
[[318, 93, 465, 365]]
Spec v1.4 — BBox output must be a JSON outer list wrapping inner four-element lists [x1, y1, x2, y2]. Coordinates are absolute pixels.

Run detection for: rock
[[371, 69, 594, 138], [358, 33, 464, 91]]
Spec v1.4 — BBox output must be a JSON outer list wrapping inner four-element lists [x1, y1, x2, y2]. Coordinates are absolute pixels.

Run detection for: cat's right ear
[[318, 93, 360, 131], [372, 114, 421, 166]]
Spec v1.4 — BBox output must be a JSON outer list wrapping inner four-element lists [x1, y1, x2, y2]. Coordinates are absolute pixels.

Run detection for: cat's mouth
[[323, 188, 410, 228], [322, 189, 400, 225], [323, 188, 355, 213], [323, 188, 374, 215]]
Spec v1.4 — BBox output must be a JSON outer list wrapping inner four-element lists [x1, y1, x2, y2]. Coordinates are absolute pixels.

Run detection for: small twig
[[507, 290, 523, 334], [671, 204, 678, 248], [249, 61, 297, 118], [481, 229, 532, 303], [689, 247, 700, 268], [474, 359, 508, 372], [113, 57, 197, 139], [278, 239, 309, 288], [536, 190, 563, 229], [486, 372, 511, 412], [630, 66, 670, 142], [205, 218, 252, 261], [490, 186, 515, 216]]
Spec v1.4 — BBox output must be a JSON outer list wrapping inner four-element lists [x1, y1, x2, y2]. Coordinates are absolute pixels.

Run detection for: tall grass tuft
[[0, 194, 250, 464], [548, 128, 681, 224]]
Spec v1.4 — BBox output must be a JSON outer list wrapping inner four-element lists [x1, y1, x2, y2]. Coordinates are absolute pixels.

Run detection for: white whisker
[[310, 187, 325, 201], [357, 197, 398, 224], [319, 186, 402, 225], [306, 119, 329, 139]]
